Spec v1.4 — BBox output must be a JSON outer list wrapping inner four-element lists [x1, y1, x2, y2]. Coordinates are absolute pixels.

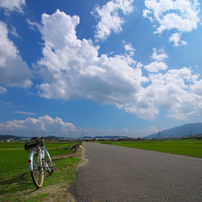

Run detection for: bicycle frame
[[29, 145, 51, 171]]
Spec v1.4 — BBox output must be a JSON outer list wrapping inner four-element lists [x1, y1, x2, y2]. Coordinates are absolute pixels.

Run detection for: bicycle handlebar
[[44, 137, 51, 142], [31, 136, 51, 142], [31, 137, 38, 140]]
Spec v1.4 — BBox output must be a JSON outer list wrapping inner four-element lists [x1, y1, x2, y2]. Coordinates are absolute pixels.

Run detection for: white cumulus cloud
[[0, 85, 7, 94], [169, 32, 187, 47], [145, 67, 202, 120], [31, 10, 152, 119], [143, 0, 200, 45], [31, 9, 202, 121], [190, 80, 202, 96], [0, 0, 26, 12], [92, 0, 134, 41], [0, 21, 33, 88], [144, 61, 168, 73], [144, 0, 200, 34], [0, 115, 76, 133], [123, 41, 135, 56], [144, 48, 168, 72], [151, 48, 168, 61]]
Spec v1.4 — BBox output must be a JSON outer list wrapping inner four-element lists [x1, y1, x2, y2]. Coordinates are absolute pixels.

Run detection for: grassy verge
[[0, 152, 82, 202], [0, 142, 83, 202], [97, 139, 202, 158]]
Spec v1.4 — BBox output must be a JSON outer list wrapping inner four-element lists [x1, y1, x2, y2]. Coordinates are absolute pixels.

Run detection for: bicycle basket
[[24, 138, 41, 150]]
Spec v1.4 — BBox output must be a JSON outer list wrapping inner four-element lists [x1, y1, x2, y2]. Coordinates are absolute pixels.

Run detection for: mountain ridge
[[146, 122, 202, 139]]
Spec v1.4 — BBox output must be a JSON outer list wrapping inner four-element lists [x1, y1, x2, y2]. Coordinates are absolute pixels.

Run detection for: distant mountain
[[146, 122, 202, 139], [49, 136, 66, 140], [0, 135, 21, 141]]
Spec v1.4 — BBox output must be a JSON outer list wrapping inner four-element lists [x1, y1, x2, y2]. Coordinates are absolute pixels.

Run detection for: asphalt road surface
[[70, 142, 202, 202]]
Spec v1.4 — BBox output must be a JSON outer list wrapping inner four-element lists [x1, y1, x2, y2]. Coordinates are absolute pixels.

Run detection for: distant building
[[7, 139, 15, 142]]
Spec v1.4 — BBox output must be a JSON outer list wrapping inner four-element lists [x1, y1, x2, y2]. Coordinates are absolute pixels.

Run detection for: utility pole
[[159, 130, 161, 140], [69, 131, 71, 141], [82, 128, 84, 139], [190, 128, 192, 136], [70, 131, 72, 145]]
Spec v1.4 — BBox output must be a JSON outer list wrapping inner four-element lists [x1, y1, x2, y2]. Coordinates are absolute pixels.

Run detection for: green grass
[[0, 157, 81, 201], [97, 139, 202, 157], [0, 142, 25, 148], [0, 150, 30, 176], [44, 157, 80, 185], [0, 141, 82, 201], [0, 142, 74, 177]]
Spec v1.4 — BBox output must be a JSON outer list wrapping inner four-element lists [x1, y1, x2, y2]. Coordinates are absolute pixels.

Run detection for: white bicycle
[[25, 137, 54, 188]]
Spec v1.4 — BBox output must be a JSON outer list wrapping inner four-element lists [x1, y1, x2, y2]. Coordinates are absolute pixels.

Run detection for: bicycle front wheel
[[31, 150, 44, 188], [45, 150, 53, 174]]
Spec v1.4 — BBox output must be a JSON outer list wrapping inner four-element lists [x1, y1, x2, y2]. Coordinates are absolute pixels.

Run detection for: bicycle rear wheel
[[44, 150, 53, 174], [31, 150, 44, 188]]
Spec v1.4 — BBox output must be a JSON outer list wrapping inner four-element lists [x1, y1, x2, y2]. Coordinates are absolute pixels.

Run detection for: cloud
[[143, 0, 200, 34], [144, 61, 168, 73], [13, 111, 37, 115], [32, 10, 153, 119], [0, 21, 33, 88], [92, 0, 134, 41], [124, 104, 159, 120], [34, 10, 146, 98], [123, 128, 129, 132], [0, 22, 18, 63], [0, 115, 76, 133], [151, 48, 168, 61], [144, 67, 202, 120], [143, 0, 200, 46], [0, 85, 7, 94], [9, 25, 19, 37], [0, 100, 11, 105], [144, 48, 168, 72], [169, 32, 187, 47], [0, 0, 26, 13], [123, 41, 135, 56], [32, 9, 202, 121], [190, 80, 202, 96], [138, 126, 159, 137], [143, 9, 153, 22]]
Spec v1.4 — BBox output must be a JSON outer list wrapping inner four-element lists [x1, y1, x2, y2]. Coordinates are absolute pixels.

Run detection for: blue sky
[[0, 0, 202, 138]]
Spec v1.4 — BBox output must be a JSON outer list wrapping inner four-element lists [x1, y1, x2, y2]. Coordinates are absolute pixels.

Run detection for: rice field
[[0, 142, 74, 177], [97, 139, 202, 158]]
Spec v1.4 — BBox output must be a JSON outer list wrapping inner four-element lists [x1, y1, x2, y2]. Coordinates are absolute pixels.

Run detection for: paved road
[[70, 142, 202, 202]]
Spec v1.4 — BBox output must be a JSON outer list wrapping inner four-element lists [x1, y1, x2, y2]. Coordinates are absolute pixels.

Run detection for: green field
[[0, 142, 74, 177], [0, 141, 82, 201], [97, 139, 202, 157], [0, 156, 81, 201]]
